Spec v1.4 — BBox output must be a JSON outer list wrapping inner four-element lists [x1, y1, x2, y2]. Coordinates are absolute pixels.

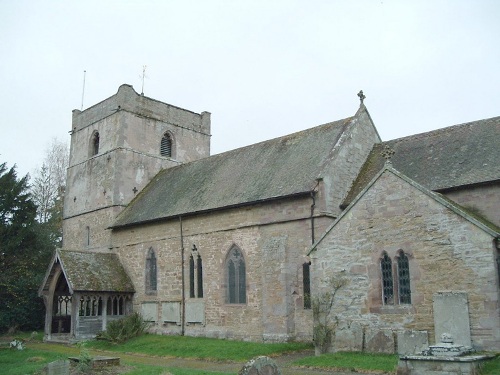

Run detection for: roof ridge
[[383, 115, 500, 144]]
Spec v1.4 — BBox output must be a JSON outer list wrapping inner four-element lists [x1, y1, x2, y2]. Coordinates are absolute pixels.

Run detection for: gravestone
[[334, 321, 363, 352], [239, 356, 281, 375], [433, 292, 471, 347], [397, 330, 429, 355], [364, 328, 394, 353]]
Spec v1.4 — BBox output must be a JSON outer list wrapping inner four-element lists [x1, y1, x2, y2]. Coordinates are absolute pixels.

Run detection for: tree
[[312, 274, 349, 354], [30, 138, 69, 246], [0, 162, 54, 332]]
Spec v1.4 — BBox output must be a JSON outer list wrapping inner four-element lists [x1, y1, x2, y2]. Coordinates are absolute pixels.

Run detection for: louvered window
[[226, 246, 246, 304], [160, 133, 172, 157], [381, 252, 394, 305], [398, 252, 411, 304]]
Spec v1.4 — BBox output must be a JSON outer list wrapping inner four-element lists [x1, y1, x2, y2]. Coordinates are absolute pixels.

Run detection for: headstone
[[433, 292, 471, 347], [334, 321, 363, 352], [397, 330, 429, 355], [239, 356, 281, 375], [365, 329, 395, 353]]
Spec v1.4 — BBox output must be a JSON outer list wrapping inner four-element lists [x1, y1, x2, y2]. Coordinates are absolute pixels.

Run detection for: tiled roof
[[58, 250, 135, 293], [341, 116, 500, 208], [113, 115, 357, 228]]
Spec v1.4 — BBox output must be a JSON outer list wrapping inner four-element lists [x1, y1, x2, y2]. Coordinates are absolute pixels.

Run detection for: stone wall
[[444, 182, 500, 227], [311, 169, 500, 352], [112, 195, 324, 342]]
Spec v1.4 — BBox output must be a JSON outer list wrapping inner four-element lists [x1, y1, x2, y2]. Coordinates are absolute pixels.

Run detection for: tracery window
[[79, 295, 103, 316], [160, 132, 173, 157], [397, 251, 412, 304], [381, 252, 394, 305], [91, 131, 100, 156], [303, 262, 311, 309], [145, 248, 157, 293], [226, 246, 246, 304], [107, 295, 125, 316], [380, 250, 412, 305]]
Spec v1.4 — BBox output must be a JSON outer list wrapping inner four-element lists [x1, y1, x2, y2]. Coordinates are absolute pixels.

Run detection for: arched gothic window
[[145, 248, 157, 293], [160, 133, 173, 157], [189, 246, 204, 298], [91, 131, 100, 156], [226, 246, 246, 304], [381, 252, 394, 305], [397, 251, 411, 304]]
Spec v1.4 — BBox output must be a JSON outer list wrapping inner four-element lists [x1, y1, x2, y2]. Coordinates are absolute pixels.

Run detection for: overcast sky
[[1, 0, 499, 178]]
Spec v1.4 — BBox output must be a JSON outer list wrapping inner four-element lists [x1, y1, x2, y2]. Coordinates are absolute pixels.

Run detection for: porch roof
[[39, 249, 135, 295]]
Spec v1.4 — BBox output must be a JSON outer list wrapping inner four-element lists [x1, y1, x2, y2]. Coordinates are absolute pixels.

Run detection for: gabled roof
[[39, 249, 135, 294], [341, 116, 500, 208], [311, 164, 500, 254], [112, 108, 369, 228]]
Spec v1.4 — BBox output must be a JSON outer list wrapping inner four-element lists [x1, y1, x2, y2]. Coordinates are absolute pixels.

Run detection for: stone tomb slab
[[433, 292, 471, 347], [397, 330, 429, 355]]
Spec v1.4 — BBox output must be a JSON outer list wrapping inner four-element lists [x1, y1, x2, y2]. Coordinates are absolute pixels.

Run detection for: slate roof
[[43, 249, 135, 293], [113, 113, 359, 228], [341, 116, 500, 208]]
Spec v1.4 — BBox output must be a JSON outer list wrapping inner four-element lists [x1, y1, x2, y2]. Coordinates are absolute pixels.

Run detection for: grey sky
[[1, 0, 499, 178]]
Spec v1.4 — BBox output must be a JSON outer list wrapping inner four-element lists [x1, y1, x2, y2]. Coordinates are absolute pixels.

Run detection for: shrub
[[97, 312, 150, 343]]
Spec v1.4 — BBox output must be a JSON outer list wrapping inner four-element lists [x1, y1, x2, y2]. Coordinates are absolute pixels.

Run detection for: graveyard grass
[[1, 333, 499, 374], [293, 351, 398, 372], [86, 333, 311, 361]]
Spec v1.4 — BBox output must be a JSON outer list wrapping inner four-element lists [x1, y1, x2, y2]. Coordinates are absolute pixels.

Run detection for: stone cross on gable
[[357, 90, 366, 104], [381, 145, 395, 163]]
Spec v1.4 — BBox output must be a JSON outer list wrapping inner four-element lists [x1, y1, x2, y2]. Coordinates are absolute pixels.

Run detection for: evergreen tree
[[0, 162, 53, 332]]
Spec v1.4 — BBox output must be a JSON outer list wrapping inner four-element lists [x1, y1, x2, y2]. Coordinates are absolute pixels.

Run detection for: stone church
[[39, 84, 499, 352]]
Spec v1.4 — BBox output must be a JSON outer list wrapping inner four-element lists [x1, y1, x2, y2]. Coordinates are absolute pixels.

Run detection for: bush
[[97, 312, 150, 343]]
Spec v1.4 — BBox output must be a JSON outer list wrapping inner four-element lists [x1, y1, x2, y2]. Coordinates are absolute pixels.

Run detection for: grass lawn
[[293, 351, 398, 373], [86, 334, 312, 361]]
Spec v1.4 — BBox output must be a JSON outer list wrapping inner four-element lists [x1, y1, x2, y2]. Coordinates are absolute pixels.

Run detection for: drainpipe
[[179, 216, 186, 336]]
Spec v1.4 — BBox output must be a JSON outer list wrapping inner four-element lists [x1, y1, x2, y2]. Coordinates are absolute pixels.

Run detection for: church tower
[[62, 84, 211, 250]]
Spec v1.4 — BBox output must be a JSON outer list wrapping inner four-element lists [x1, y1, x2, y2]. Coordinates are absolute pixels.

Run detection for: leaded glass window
[[226, 246, 246, 304], [197, 254, 204, 298], [146, 248, 157, 293], [381, 252, 394, 305], [189, 255, 195, 298], [397, 251, 411, 304]]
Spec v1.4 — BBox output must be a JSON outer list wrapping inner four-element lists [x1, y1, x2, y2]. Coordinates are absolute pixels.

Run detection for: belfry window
[[145, 248, 157, 293], [397, 251, 411, 304], [381, 252, 394, 305], [91, 131, 100, 156], [160, 133, 173, 157], [226, 246, 246, 304]]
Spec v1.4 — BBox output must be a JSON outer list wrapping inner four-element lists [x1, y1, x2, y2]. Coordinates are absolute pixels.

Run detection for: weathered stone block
[[365, 328, 395, 353], [397, 330, 428, 355]]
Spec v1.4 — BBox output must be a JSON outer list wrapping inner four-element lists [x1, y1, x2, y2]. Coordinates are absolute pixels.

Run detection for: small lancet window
[[397, 251, 411, 304], [160, 133, 173, 157], [381, 252, 394, 305], [145, 248, 157, 293], [226, 246, 246, 304], [189, 246, 204, 298], [303, 262, 311, 309], [91, 131, 100, 156], [197, 254, 203, 298]]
